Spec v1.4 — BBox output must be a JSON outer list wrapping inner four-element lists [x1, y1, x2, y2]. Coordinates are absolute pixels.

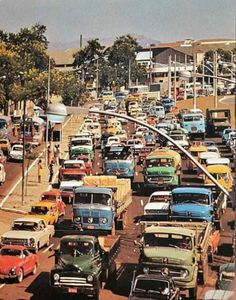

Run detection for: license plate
[[68, 288, 77, 293], [87, 225, 94, 229], [158, 180, 164, 185]]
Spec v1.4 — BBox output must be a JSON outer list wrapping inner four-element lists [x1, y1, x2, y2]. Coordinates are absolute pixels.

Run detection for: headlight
[[87, 275, 93, 282], [9, 267, 16, 275], [181, 269, 189, 278], [74, 216, 81, 222], [100, 217, 108, 224], [29, 238, 35, 246], [54, 273, 60, 281], [143, 267, 149, 274]]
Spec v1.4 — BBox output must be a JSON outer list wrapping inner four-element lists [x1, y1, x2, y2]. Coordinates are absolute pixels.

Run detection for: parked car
[[217, 263, 235, 290], [0, 245, 38, 282], [0, 163, 6, 185], [0, 138, 11, 155]]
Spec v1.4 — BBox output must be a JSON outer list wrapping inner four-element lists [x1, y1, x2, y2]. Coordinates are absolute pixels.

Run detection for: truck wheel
[[189, 287, 197, 300]]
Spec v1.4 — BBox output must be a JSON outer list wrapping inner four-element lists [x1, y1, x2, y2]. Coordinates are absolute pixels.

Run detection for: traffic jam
[[0, 88, 235, 300]]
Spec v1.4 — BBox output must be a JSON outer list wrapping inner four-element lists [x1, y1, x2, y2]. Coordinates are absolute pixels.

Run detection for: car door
[[22, 249, 33, 275]]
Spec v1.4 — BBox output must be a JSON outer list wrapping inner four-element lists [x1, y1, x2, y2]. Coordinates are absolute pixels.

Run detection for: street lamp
[[94, 55, 99, 99]]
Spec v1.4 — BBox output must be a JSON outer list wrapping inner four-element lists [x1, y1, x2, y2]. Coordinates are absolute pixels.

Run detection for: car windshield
[[74, 192, 111, 205], [0, 248, 21, 256], [146, 158, 174, 167], [211, 173, 229, 180], [41, 195, 57, 201], [149, 195, 171, 203], [72, 140, 91, 146], [13, 146, 23, 151], [144, 233, 192, 250], [172, 193, 210, 205], [134, 278, 169, 295], [61, 241, 94, 256], [170, 135, 184, 141], [30, 206, 49, 215], [62, 174, 84, 181], [64, 163, 84, 168], [12, 221, 38, 231]]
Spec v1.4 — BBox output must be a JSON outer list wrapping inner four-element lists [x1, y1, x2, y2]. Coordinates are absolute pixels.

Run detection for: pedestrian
[[47, 145, 52, 165], [48, 160, 54, 183], [54, 144, 61, 165], [37, 159, 43, 183]]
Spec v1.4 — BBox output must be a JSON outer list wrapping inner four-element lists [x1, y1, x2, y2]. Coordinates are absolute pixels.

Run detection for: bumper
[[51, 285, 97, 296]]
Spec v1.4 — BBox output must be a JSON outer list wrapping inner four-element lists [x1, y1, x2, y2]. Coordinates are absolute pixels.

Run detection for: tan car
[[0, 139, 11, 155], [0, 217, 55, 253]]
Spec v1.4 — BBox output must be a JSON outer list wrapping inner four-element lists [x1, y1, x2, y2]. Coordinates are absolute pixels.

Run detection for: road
[[0, 121, 235, 300]]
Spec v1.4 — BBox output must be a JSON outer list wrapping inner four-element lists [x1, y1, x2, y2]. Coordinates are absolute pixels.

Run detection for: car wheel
[[32, 264, 37, 275], [17, 268, 24, 283]]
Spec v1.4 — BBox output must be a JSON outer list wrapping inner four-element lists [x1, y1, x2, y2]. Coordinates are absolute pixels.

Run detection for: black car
[[129, 273, 180, 300]]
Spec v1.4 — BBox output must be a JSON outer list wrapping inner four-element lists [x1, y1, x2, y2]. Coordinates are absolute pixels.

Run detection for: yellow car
[[188, 143, 208, 172], [28, 201, 59, 225], [0, 139, 11, 155], [204, 164, 233, 192]]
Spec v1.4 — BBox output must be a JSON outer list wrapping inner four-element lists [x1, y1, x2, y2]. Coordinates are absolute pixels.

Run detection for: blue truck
[[103, 145, 135, 181], [180, 112, 206, 139], [170, 187, 227, 229], [73, 176, 132, 234]]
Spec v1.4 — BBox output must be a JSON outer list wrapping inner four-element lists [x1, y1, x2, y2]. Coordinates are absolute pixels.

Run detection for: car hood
[[10, 150, 23, 156], [144, 202, 169, 211], [146, 167, 176, 176], [172, 203, 211, 215], [2, 230, 37, 239], [143, 247, 194, 265], [59, 254, 96, 273], [0, 256, 22, 274]]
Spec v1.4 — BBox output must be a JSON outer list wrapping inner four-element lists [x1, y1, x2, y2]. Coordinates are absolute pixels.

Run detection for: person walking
[[53, 144, 61, 165], [48, 160, 54, 183], [37, 159, 43, 183], [47, 145, 52, 165]]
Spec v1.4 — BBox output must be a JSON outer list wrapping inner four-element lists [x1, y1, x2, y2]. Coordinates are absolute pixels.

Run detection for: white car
[[136, 112, 147, 122], [167, 134, 189, 149], [1, 217, 54, 253], [0, 163, 6, 185], [144, 191, 172, 219], [127, 138, 144, 152], [106, 136, 121, 147], [8, 144, 23, 162], [115, 130, 128, 143]]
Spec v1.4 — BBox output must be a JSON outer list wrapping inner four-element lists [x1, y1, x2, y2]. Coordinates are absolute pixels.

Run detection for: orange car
[[41, 189, 66, 216]]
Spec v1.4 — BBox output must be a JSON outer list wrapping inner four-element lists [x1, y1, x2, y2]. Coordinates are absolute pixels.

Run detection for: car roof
[[150, 191, 172, 196], [172, 187, 211, 194], [14, 217, 45, 223]]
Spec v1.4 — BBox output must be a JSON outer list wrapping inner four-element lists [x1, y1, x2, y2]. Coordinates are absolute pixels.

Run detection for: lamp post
[[128, 58, 131, 87], [168, 55, 172, 98], [174, 54, 177, 104], [45, 57, 51, 165], [94, 55, 99, 99]]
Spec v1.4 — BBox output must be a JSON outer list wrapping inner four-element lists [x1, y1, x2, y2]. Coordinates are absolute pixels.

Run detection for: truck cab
[[204, 165, 233, 192], [180, 112, 206, 139]]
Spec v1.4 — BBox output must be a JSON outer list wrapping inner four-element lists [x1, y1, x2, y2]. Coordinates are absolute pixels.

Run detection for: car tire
[[17, 268, 24, 283], [32, 264, 37, 275]]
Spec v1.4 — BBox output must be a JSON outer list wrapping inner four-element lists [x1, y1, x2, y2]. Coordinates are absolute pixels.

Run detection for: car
[[8, 144, 23, 162], [129, 273, 180, 300], [0, 149, 6, 163], [1, 217, 55, 253], [106, 136, 121, 147], [0, 163, 6, 185], [0, 245, 38, 283], [40, 189, 66, 216], [127, 138, 144, 153], [117, 110, 128, 124], [217, 263, 235, 290], [222, 128, 235, 144], [28, 201, 60, 225], [136, 112, 147, 122], [0, 138, 11, 155], [203, 289, 235, 300], [115, 130, 128, 143], [143, 191, 172, 220], [143, 131, 156, 146]]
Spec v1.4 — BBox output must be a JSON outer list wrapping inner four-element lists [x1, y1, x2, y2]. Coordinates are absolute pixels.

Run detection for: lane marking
[[140, 199, 144, 206], [43, 244, 54, 253], [0, 284, 5, 289]]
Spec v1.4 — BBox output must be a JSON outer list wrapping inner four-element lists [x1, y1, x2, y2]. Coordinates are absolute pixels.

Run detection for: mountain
[[48, 34, 160, 50]]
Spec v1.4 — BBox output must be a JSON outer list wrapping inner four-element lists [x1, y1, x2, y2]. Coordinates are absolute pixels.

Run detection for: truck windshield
[[61, 241, 94, 256], [74, 192, 111, 205], [71, 140, 91, 146], [144, 233, 192, 250], [172, 193, 210, 205], [146, 158, 174, 168]]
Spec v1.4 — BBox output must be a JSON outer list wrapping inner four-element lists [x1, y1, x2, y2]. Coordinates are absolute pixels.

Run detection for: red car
[[0, 245, 38, 282]]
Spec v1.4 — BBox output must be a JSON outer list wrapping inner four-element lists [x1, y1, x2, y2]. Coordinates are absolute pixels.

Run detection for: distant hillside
[[48, 34, 160, 50]]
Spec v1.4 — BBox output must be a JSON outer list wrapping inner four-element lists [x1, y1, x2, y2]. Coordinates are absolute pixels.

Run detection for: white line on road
[[43, 244, 54, 253], [140, 199, 144, 206], [0, 284, 5, 289]]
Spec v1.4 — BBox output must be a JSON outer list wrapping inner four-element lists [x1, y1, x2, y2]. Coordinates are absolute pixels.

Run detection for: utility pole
[[168, 55, 172, 98], [128, 58, 131, 87], [174, 54, 177, 104], [213, 51, 218, 108], [184, 54, 187, 100], [45, 57, 51, 165], [96, 57, 99, 99], [149, 45, 152, 85], [22, 95, 26, 205], [193, 50, 197, 110]]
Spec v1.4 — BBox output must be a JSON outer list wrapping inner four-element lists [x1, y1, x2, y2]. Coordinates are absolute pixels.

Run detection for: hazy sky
[[0, 0, 235, 44]]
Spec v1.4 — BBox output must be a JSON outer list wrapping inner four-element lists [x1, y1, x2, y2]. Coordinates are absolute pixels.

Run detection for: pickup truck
[[59, 159, 89, 183], [170, 187, 227, 229], [1, 217, 54, 252], [73, 175, 132, 234], [143, 191, 171, 220], [50, 234, 120, 300]]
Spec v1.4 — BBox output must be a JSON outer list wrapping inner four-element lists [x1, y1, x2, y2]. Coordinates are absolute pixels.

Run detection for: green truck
[[136, 221, 213, 299], [50, 234, 120, 299]]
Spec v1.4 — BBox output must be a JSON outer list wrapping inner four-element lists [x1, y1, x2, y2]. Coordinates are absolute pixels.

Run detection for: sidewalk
[[0, 112, 88, 213]]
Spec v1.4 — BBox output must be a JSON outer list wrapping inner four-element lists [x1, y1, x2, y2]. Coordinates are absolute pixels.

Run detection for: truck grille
[[82, 217, 100, 224], [2, 238, 28, 246], [148, 176, 172, 183], [149, 266, 183, 277], [55, 276, 93, 287]]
